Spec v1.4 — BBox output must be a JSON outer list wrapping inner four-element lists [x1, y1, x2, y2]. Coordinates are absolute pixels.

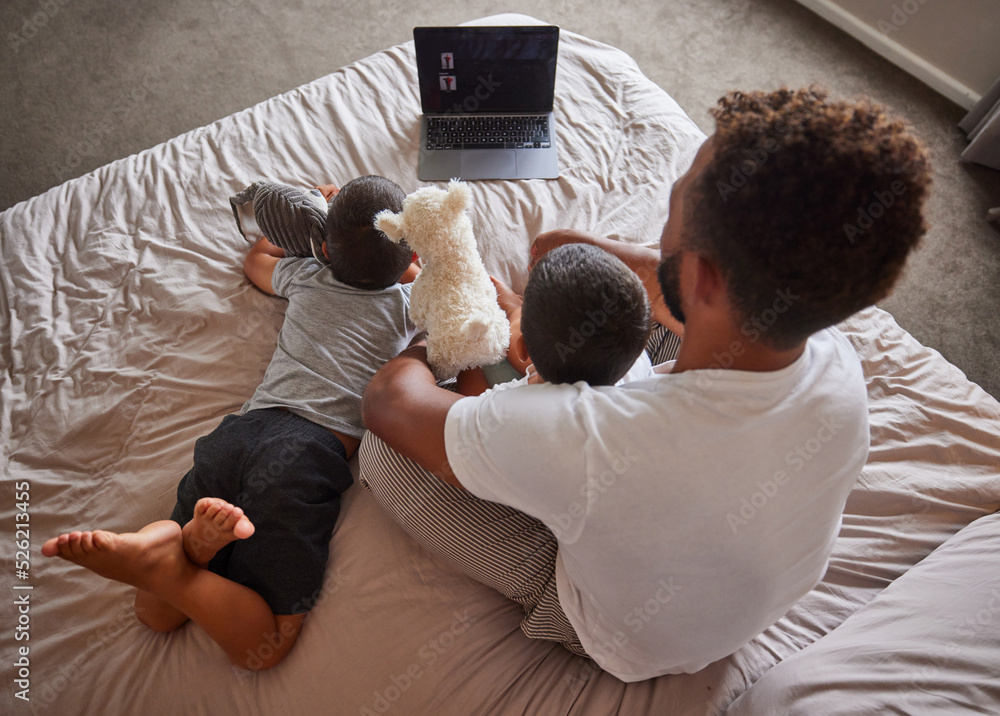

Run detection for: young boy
[[459, 242, 653, 395], [42, 174, 421, 670]]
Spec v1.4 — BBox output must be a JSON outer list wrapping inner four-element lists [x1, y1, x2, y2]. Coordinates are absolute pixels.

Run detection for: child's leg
[[132, 497, 256, 633], [42, 508, 302, 670]]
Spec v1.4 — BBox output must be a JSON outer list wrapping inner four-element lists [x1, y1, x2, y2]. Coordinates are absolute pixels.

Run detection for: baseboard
[[793, 0, 980, 109]]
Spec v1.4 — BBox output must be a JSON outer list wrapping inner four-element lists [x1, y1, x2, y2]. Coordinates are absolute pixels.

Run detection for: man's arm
[[530, 229, 684, 337], [455, 367, 490, 396], [361, 345, 466, 489], [243, 237, 285, 295]]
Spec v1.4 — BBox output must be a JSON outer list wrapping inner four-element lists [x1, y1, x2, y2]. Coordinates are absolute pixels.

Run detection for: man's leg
[[42, 507, 303, 670], [358, 431, 587, 656], [645, 322, 682, 365]]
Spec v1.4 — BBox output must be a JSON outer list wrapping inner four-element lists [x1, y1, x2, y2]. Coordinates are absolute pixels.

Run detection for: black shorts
[[170, 408, 352, 615]]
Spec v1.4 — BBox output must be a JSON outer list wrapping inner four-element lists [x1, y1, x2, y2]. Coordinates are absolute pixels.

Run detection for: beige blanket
[[2, 13, 998, 715]]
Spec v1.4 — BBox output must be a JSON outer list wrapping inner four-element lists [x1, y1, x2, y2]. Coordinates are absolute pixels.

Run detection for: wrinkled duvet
[[2, 13, 998, 716]]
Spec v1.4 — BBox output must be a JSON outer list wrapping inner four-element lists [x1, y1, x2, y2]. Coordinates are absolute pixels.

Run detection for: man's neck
[[670, 319, 806, 375]]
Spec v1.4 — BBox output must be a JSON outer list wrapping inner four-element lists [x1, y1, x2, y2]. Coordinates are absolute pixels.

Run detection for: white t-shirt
[[498, 351, 654, 391], [444, 328, 868, 681]]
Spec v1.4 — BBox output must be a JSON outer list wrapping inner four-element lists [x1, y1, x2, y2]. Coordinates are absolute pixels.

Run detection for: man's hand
[[399, 261, 421, 284], [455, 367, 490, 396], [529, 229, 601, 270], [528, 229, 684, 337], [362, 345, 466, 489]]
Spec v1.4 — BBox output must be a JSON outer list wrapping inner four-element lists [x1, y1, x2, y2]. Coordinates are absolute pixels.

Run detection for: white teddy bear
[[375, 180, 510, 380]]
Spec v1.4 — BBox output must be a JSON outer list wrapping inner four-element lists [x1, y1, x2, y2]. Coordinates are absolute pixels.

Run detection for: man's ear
[[690, 253, 726, 309]]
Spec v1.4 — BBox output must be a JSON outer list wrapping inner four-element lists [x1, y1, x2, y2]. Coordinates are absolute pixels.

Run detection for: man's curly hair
[[685, 87, 930, 350]]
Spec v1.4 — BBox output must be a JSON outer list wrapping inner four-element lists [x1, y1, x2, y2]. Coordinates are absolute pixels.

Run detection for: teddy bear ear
[[443, 180, 471, 213], [374, 209, 405, 242]]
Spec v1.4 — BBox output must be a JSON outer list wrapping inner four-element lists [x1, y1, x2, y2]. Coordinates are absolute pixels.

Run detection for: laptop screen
[[414, 26, 559, 114]]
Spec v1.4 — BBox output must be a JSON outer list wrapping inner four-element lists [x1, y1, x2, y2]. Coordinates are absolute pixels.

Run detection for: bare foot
[[182, 498, 255, 568], [41, 521, 192, 595]]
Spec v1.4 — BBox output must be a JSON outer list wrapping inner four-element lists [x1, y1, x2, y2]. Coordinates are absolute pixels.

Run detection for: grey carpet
[[2, 0, 998, 398]]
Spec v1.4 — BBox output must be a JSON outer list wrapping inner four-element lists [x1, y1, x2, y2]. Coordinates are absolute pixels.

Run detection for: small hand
[[316, 184, 340, 201], [490, 276, 530, 376], [489, 276, 522, 319], [399, 261, 421, 284], [529, 229, 601, 270]]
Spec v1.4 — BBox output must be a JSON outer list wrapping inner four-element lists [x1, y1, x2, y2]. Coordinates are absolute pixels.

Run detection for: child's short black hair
[[521, 243, 651, 386], [325, 175, 411, 289]]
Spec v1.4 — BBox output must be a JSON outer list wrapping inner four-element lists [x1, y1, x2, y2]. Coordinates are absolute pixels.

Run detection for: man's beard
[[657, 253, 686, 325]]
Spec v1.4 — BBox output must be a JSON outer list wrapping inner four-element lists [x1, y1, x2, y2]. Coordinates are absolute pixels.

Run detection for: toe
[[213, 503, 235, 528], [196, 497, 221, 520], [67, 532, 87, 558], [42, 536, 61, 557], [219, 505, 242, 530], [233, 516, 255, 540], [92, 531, 115, 551]]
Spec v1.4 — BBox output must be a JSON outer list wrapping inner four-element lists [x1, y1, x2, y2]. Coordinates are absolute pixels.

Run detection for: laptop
[[413, 25, 560, 181]]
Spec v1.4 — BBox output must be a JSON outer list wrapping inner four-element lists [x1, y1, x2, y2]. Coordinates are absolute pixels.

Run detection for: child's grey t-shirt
[[242, 257, 419, 439]]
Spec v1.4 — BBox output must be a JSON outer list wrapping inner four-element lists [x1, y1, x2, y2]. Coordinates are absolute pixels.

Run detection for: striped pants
[[357, 323, 680, 656]]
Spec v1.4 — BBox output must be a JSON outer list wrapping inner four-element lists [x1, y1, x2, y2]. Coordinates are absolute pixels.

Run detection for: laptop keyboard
[[426, 115, 551, 150]]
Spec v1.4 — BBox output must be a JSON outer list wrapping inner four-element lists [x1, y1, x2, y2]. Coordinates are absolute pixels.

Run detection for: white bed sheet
[[2, 13, 999, 716]]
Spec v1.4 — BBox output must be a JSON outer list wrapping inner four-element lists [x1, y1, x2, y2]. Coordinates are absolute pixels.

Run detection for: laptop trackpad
[[461, 150, 517, 179]]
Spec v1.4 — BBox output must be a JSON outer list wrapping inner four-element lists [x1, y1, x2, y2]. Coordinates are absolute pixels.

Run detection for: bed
[[2, 13, 999, 716]]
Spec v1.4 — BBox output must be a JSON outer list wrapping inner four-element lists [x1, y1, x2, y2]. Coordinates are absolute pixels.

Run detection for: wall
[[793, 0, 1000, 108]]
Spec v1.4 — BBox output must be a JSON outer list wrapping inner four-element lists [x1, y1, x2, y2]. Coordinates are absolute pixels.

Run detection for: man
[[359, 87, 930, 681]]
